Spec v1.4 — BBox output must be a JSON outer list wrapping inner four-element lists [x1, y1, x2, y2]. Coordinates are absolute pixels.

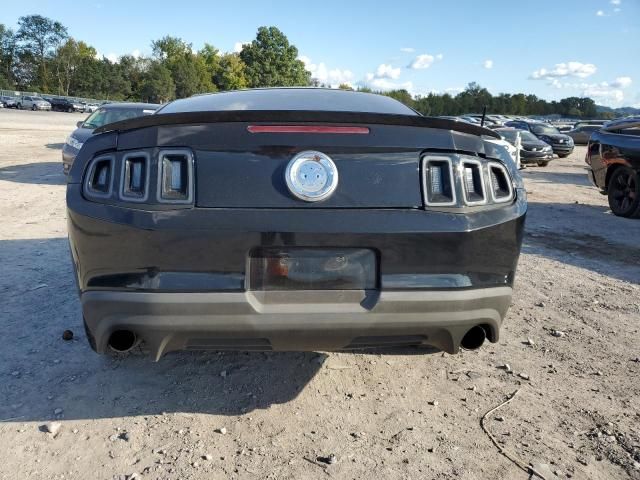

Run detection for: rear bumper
[[521, 150, 553, 162], [82, 287, 512, 359], [551, 144, 574, 155], [68, 185, 526, 358]]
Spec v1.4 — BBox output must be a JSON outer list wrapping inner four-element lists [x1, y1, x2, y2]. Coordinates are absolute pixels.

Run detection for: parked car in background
[[566, 124, 601, 145], [516, 130, 553, 166], [555, 124, 574, 133], [82, 102, 99, 113], [62, 102, 160, 174], [66, 88, 526, 359], [0, 96, 18, 108], [505, 120, 574, 157], [47, 97, 84, 113], [18, 95, 51, 111], [574, 120, 607, 129], [585, 116, 640, 218]]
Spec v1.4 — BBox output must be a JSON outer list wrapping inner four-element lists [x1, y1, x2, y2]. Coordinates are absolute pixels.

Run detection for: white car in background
[[486, 137, 520, 169], [82, 103, 99, 113]]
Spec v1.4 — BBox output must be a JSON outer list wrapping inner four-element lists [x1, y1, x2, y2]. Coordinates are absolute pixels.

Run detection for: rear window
[[82, 108, 153, 129], [158, 88, 417, 115]]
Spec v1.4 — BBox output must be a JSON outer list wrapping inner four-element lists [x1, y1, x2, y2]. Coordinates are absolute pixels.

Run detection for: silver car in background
[[18, 95, 51, 111]]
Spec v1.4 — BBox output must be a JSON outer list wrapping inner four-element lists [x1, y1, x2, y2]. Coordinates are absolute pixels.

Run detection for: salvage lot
[[0, 109, 639, 480]]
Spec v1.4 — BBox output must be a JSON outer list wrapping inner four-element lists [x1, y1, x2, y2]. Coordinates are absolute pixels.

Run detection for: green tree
[[16, 14, 68, 92], [240, 26, 310, 87], [152, 35, 192, 60], [214, 53, 247, 91], [54, 39, 96, 95], [141, 61, 175, 103], [0, 24, 18, 88], [151, 36, 214, 97]]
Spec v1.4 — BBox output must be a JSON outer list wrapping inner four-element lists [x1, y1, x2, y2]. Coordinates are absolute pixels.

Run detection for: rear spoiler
[[94, 110, 501, 139]]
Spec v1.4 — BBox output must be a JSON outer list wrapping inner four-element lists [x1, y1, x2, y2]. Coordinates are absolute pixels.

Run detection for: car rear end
[[67, 97, 526, 360], [549, 136, 574, 156], [520, 144, 553, 163]]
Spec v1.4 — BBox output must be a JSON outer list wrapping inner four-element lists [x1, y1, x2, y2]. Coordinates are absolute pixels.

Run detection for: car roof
[[602, 116, 640, 131], [157, 88, 418, 116]]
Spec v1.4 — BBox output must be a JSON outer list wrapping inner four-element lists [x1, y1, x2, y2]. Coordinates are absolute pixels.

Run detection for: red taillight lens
[[247, 125, 369, 134]]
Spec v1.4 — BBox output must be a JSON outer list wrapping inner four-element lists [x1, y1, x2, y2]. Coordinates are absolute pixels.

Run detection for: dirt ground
[[0, 108, 639, 480]]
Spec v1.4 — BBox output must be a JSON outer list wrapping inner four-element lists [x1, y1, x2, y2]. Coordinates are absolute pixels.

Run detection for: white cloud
[[445, 87, 464, 95], [233, 41, 249, 53], [596, 10, 605, 16], [483, 59, 493, 69], [375, 64, 401, 79], [611, 76, 632, 88], [300, 56, 354, 87], [531, 61, 597, 80], [610, 0, 621, 5], [131, 49, 141, 59], [408, 54, 434, 69], [368, 78, 414, 92], [583, 85, 624, 103], [436, 53, 444, 61], [400, 47, 415, 53]]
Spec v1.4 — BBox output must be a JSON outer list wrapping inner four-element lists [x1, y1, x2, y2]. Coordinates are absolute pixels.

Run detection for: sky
[[2, 0, 639, 107]]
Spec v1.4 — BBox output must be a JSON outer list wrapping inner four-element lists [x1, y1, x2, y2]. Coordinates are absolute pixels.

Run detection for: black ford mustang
[[66, 88, 526, 360]]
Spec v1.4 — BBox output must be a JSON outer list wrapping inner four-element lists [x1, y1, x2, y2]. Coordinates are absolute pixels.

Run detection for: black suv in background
[[46, 97, 84, 113], [505, 120, 574, 157]]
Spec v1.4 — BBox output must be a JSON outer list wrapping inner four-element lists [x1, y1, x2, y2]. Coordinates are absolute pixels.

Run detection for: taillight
[[84, 155, 114, 198], [83, 149, 195, 207], [157, 149, 194, 203], [120, 152, 150, 202], [461, 159, 486, 205], [488, 162, 513, 203], [421, 156, 456, 206], [421, 154, 514, 210]]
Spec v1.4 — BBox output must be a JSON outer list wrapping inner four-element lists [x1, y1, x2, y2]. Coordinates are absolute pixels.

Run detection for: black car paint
[[66, 88, 526, 355], [47, 97, 83, 112], [68, 117, 524, 292], [586, 127, 640, 192]]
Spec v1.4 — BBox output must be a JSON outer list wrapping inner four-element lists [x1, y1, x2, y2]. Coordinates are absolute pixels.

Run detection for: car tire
[[31, 104, 36, 111], [558, 154, 569, 158], [537, 160, 549, 167], [68, 107, 73, 113], [607, 167, 640, 218], [17, 103, 22, 109]]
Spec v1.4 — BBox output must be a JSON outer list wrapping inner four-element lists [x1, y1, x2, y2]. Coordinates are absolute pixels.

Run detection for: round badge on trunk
[[285, 151, 338, 202]]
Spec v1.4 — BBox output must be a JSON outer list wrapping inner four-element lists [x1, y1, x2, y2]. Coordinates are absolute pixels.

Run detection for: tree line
[[0, 15, 603, 118]]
